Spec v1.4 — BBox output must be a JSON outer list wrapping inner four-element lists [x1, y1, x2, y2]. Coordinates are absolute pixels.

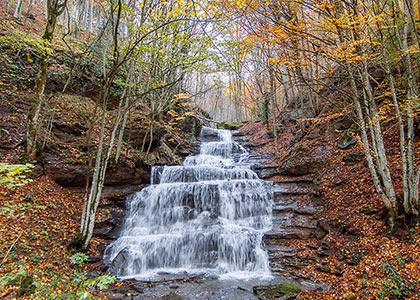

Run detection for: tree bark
[[26, 0, 67, 160], [14, 0, 24, 17]]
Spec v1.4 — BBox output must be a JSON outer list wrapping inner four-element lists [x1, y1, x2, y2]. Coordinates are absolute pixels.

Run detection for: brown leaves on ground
[[241, 110, 420, 300]]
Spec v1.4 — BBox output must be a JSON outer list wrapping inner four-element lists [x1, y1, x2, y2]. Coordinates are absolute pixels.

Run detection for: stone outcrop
[[42, 152, 151, 190]]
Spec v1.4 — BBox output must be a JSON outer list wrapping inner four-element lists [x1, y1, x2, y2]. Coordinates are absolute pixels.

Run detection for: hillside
[[1, 0, 420, 299]]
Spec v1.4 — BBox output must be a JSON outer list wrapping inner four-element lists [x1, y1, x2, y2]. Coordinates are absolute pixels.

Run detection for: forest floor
[[1, 2, 420, 300], [0, 6, 203, 299], [241, 110, 420, 299]]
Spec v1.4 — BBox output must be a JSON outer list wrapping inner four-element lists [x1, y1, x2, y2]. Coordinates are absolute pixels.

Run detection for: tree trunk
[[74, 0, 86, 38], [402, 0, 420, 215], [26, 0, 66, 160], [14, 0, 24, 17]]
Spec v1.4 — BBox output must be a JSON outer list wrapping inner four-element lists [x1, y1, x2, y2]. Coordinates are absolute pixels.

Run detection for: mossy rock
[[253, 283, 301, 299], [16, 275, 36, 298], [217, 122, 242, 130], [5, 274, 36, 298], [338, 130, 356, 149], [162, 292, 184, 300]]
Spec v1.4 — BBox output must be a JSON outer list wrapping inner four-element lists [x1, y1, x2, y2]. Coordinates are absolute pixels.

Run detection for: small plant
[[0, 163, 34, 187], [70, 252, 89, 266], [1, 254, 116, 299], [376, 261, 416, 299], [68, 252, 116, 299]]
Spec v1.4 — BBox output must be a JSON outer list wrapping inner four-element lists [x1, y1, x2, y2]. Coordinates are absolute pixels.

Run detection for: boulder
[[108, 249, 131, 276], [199, 126, 220, 142], [253, 283, 301, 300], [162, 292, 184, 300], [338, 130, 356, 149], [217, 122, 242, 130]]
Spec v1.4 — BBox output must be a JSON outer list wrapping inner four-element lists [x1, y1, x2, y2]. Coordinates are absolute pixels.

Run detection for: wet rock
[[342, 152, 364, 165], [264, 227, 314, 240], [299, 280, 329, 291], [199, 127, 220, 142], [253, 283, 301, 300], [338, 130, 356, 149], [231, 130, 245, 137], [109, 249, 131, 276], [162, 292, 184, 300], [217, 122, 242, 130], [93, 220, 116, 239]]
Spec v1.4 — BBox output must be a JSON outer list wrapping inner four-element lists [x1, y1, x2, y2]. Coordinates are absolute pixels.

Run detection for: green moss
[[162, 292, 184, 300], [338, 130, 356, 149], [280, 283, 301, 294], [217, 122, 242, 130], [253, 283, 301, 299]]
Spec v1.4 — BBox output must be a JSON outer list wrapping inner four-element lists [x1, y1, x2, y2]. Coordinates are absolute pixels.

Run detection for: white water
[[104, 127, 273, 280]]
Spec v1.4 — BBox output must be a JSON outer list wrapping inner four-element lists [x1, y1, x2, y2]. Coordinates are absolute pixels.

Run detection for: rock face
[[123, 127, 166, 149], [263, 179, 324, 277], [338, 130, 356, 149], [237, 128, 328, 282], [280, 157, 327, 176], [252, 165, 281, 179], [42, 152, 151, 192]]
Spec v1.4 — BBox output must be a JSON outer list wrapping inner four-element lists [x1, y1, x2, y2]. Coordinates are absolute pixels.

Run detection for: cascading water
[[104, 127, 273, 280]]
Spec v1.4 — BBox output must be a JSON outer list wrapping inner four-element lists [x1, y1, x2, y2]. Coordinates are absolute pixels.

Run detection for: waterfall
[[104, 127, 273, 280]]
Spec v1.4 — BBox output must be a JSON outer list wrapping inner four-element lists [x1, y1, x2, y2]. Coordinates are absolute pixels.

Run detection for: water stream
[[104, 127, 273, 281]]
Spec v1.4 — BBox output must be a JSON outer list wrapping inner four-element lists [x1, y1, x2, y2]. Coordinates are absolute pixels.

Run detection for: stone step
[[273, 205, 295, 214], [273, 184, 312, 195], [272, 214, 317, 229], [272, 177, 315, 184], [273, 203, 321, 215], [264, 227, 314, 240], [267, 246, 305, 253]]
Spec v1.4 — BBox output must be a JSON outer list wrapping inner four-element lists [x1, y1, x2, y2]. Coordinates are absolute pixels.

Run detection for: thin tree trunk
[[14, 0, 24, 17], [334, 19, 397, 228], [26, 0, 66, 160], [269, 66, 279, 157], [402, 0, 420, 215]]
